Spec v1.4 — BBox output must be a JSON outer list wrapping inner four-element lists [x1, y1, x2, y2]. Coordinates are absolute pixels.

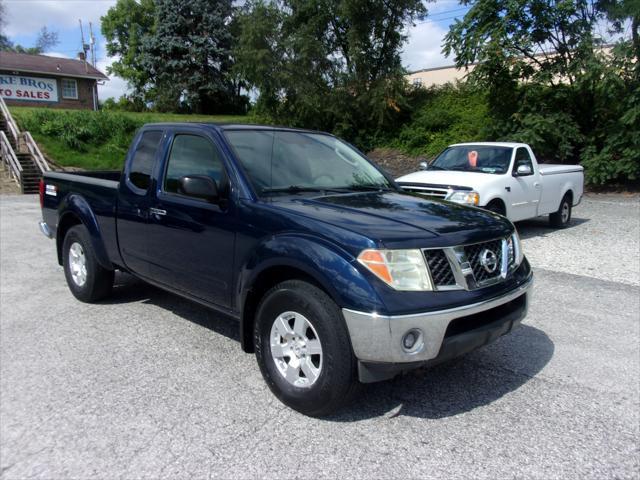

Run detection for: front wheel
[[549, 194, 572, 228], [254, 280, 359, 416], [62, 225, 114, 302]]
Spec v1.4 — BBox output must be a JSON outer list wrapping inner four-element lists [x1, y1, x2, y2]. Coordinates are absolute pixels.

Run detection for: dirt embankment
[[366, 148, 424, 178]]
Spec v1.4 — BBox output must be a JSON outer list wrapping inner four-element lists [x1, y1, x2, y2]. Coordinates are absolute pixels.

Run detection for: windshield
[[430, 146, 513, 174], [224, 130, 393, 194]]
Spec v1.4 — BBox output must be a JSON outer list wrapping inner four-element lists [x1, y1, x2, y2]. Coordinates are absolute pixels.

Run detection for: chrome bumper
[[39, 221, 53, 239], [342, 275, 533, 364]]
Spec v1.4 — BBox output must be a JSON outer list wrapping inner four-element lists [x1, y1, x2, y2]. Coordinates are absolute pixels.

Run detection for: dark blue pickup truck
[[39, 124, 532, 416]]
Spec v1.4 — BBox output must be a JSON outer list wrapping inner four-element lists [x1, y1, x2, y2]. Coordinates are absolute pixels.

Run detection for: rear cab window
[[127, 130, 163, 192]]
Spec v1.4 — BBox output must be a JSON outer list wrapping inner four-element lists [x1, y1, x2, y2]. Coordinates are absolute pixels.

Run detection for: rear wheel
[[62, 225, 114, 302], [254, 280, 359, 416], [549, 194, 572, 228]]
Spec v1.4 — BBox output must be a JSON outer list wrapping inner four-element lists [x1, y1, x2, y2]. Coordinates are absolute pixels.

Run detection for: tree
[[140, 0, 244, 113], [597, 0, 640, 65], [444, 0, 605, 87], [101, 0, 156, 102], [34, 26, 58, 53], [235, 0, 427, 148], [0, 0, 12, 50], [0, 4, 59, 55], [443, 0, 639, 186]]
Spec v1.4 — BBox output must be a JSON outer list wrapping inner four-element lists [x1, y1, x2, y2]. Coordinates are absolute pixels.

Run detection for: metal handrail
[[0, 97, 20, 147], [0, 131, 22, 184], [23, 131, 50, 173]]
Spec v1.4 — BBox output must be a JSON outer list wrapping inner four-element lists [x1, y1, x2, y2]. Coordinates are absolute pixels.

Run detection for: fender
[[57, 194, 113, 270], [558, 184, 574, 209], [238, 233, 385, 313], [236, 234, 387, 351], [482, 193, 508, 214]]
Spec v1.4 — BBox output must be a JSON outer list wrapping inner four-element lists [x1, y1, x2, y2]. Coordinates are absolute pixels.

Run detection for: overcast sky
[[1, 0, 466, 101]]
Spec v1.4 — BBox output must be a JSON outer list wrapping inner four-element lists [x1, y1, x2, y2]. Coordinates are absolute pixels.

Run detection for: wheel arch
[[237, 236, 385, 353], [56, 195, 113, 270], [484, 197, 507, 216]]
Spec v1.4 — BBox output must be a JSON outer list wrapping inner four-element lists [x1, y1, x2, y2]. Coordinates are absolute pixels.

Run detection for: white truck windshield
[[431, 146, 512, 174]]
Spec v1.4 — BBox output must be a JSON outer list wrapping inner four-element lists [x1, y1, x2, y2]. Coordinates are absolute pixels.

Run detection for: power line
[[428, 6, 470, 18]]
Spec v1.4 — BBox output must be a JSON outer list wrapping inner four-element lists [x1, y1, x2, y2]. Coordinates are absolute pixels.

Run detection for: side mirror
[[515, 164, 532, 176], [419, 161, 429, 171], [178, 175, 219, 202]]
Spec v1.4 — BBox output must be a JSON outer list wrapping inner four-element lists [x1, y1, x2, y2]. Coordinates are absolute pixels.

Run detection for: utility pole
[[78, 20, 90, 69], [89, 22, 96, 67]]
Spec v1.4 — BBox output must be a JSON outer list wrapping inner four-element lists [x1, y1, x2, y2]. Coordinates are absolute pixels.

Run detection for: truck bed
[[41, 170, 122, 267], [539, 164, 584, 176]]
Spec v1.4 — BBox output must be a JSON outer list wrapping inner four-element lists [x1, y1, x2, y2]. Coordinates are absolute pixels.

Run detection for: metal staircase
[[0, 97, 50, 193]]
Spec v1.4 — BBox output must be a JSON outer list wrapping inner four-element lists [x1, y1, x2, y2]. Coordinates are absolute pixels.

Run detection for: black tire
[[485, 200, 506, 216], [62, 225, 114, 303], [549, 194, 572, 228], [254, 280, 359, 416]]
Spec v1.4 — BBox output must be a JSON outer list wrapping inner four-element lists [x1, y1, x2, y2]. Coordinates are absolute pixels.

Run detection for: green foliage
[[102, 0, 247, 114], [11, 107, 253, 170], [444, 0, 602, 86], [579, 44, 640, 185], [390, 84, 490, 157], [101, 0, 156, 101], [234, 0, 426, 150], [440, 0, 639, 187], [15, 109, 140, 161], [1, 25, 59, 54], [101, 95, 148, 112]]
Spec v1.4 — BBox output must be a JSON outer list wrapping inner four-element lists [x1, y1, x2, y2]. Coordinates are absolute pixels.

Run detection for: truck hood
[[270, 191, 512, 249], [395, 170, 502, 191]]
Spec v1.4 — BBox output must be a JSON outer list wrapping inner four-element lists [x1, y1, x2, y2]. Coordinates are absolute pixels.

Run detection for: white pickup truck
[[396, 142, 584, 227]]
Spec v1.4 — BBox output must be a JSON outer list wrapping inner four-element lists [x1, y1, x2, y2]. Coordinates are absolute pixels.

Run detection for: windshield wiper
[[262, 186, 343, 194], [344, 184, 395, 192]]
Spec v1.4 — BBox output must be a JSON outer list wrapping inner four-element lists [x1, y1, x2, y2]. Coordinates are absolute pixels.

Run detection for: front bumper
[[342, 274, 532, 377]]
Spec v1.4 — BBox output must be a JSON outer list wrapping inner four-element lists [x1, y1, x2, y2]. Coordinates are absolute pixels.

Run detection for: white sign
[[0, 74, 58, 102]]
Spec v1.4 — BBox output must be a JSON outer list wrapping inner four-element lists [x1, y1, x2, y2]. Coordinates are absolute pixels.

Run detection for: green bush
[[14, 108, 142, 152], [388, 83, 490, 158]]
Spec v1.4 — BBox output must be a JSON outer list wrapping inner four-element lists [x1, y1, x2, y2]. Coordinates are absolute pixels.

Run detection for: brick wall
[[0, 70, 98, 110]]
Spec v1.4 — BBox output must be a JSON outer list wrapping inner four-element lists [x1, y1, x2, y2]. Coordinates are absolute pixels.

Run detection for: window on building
[[61, 78, 78, 99]]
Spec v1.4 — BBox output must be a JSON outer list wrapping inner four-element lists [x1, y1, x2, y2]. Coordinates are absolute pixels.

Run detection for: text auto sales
[[0, 75, 58, 102]]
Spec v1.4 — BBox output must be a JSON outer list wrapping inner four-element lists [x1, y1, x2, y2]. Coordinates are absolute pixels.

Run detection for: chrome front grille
[[424, 249, 456, 286], [400, 185, 449, 199], [424, 236, 513, 291], [464, 239, 504, 284]]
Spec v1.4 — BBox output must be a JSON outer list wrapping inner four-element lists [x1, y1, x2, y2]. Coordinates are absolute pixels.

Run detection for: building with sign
[[0, 51, 108, 111]]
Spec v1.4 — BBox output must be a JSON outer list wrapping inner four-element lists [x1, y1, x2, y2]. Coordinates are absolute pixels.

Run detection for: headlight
[[447, 190, 480, 206], [507, 230, 524, 268], [357, 249, 433, 291]]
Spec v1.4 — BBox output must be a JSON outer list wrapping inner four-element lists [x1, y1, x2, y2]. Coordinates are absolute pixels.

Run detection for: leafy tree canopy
[[1, 24, 59, 54], [235, 0, 427, 148], [101, 0, 156, 100], [441, 0, 639, 186]]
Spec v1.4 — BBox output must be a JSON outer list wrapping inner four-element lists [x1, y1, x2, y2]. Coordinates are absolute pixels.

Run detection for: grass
[[9, 107, 255, 170]]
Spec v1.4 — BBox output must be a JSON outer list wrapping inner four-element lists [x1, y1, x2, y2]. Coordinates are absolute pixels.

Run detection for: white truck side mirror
[[515, 164, 532, 176]]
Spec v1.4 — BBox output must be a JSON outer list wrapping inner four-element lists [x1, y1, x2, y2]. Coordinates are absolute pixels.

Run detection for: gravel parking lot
[[1, 194, 638, 479]]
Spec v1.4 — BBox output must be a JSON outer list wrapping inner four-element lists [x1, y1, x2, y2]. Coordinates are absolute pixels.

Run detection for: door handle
[[534, 182, 541, 188], [149, 207, 167, 217]]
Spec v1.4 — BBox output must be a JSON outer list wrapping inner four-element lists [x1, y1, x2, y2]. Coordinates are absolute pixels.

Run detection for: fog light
[[401, 329, 424, 353]]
